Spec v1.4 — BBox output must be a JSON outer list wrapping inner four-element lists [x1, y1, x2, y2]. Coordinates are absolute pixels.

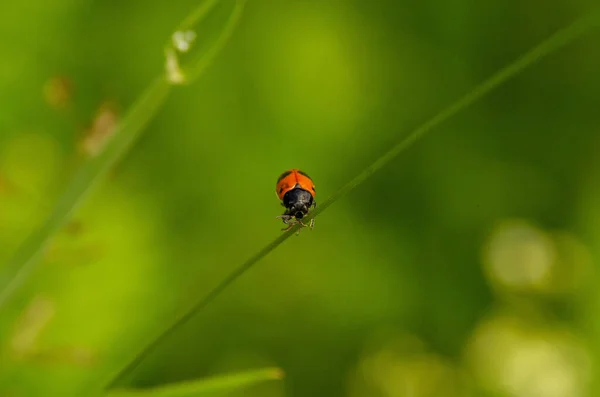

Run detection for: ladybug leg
[[309, 201, 316, 229], [276, 213, 312, 233], [276, 214, 292, 224], [282, 223, 295, 232], [296, 219, 315, 234], [294, 221, 308, 235], [276, 214, 298, 231]]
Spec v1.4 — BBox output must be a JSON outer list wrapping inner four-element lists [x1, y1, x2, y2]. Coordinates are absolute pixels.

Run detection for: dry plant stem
[[105, 8, 600, 391]]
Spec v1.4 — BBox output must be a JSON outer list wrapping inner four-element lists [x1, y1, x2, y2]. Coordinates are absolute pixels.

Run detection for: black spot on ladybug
[[277, 170, 292, 183], [297, 170, 311, 179]]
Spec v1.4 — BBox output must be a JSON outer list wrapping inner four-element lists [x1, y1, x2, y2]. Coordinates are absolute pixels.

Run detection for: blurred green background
[[1, 0, 600, 396]]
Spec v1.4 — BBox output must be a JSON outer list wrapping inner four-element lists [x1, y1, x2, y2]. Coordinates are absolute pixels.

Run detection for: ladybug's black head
[[283, 187, 314, 219]]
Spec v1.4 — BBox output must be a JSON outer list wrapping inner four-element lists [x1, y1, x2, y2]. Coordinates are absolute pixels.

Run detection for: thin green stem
[[104, 230, 293, 389], [0, 76, 172, 310], [107, 367, 283, 396], [0, 0, 247, 311], [104, 8, 600, 391], [185, 0, 247, 84], [179, 0, 220, 28], [166, 0, 247, 85], [306, 9, 600, 220]]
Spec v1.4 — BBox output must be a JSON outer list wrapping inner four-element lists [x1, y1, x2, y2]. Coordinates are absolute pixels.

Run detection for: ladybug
[[275, 169, 316, 231]]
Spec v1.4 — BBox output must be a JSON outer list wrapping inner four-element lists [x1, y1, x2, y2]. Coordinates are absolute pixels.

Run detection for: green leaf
[[106, 367, 284, 397]]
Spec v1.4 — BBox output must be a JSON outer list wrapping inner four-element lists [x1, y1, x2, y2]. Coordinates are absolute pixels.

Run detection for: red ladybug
[[275, 169, 316, 231]]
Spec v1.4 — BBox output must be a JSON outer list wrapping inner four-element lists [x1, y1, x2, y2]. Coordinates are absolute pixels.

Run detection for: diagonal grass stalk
[[0, 0, 247, 310], [166, 0, 246, 85], [106, 367, 283, 397], [0, 77, 171, 309], [105, 8, 600, 391], [105, 230, 293, 389]]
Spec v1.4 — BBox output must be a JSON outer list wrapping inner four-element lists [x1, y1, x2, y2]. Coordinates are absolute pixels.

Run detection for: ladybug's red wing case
[[275, 170, 294, 200], [275, 169, 316, 200], [294, 170, 316, 198]]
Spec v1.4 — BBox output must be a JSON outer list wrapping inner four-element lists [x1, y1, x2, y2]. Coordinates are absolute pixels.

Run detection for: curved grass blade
[[166, 0, 247, 85], [0, 77, 171, 310], [107, 367, 283, 397], [105, 8, 600, 390], [0, 0, 247, 310]]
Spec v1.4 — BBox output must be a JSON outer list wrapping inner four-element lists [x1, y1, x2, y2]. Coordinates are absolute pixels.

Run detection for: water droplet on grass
[[164, 0, 245, 85], [172, 30, 197, 52]]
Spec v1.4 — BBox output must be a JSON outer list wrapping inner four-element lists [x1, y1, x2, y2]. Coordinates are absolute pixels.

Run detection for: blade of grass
[[105, 8, 600, 390], [106, 367, 283, 397], [308, 9, 600, 219], [104, 229, 293, 389], [166, 0, 247, 85], [0, 0, 247, 310], [0, 76, 171, 309]]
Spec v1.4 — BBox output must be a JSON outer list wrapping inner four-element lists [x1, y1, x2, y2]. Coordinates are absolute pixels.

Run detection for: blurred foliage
[[1, 0, 600, 397]]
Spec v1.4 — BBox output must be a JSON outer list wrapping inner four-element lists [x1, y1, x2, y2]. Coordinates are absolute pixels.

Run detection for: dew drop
[[172, 30, 197, 53], [164, 0, 246, 85]]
